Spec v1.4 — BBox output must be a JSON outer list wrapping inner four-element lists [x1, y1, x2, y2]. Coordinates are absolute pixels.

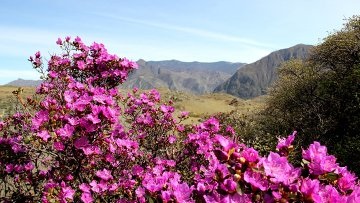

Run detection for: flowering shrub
[[0, 37, 359, 202]]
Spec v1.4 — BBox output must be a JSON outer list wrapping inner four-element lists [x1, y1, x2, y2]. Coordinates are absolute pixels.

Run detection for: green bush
[[262, 15, 360, 174]]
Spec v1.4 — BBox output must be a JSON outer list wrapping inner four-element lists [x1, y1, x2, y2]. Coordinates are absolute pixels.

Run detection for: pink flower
[[102, 106, 118, 122], [161, 191, 172, 202], [173, 183, 193, 202], [105, 153, 116, 163], [132, 165, 144, 176], [77, 60, 86, 70], [109, 183, 119, 191], [79, 183, 91, 193], [200, 117, 220, 132], [215, 134, 236, 152], [226, 125, 235, 135], [24, 162, 34, 171], [60, 182, 75, 202], [135, 187, 146, 200], [241, 147, 259, 162], [48, 70, 58, 78], [261, 152, 300, 185], [92, 94, 108, 105], [302, 141, 327, 161], [66, 174, 74, 181], [276, 131, 296, 151], [319, 185, 346, 203], [90, 180, 101, 193], [160, 105, 174, 113], [220, 194, 252, 203], [120, 58, 138, 69], [303, 142, 338, 175], [67, 117, 79, 126], [300, 178, 321, 202], [37, 130, 51, 142], [35, 51, 41, 58], [96, 169, 113, 181], [82, 145, 102, 155], [337, 168, 357, 192], [244, 170, 269, 191], [177, 124, 185, 132], [180, 111, 189, 118], [56, 38, 62, 45], [309, 155, 338, 175], [14, 164, 24, 173], [86, 114, 101, 124], [347, 186, 360, 203], [53, 141, 65, 151], [56, 124, 75, 139], [220, 178, 237, 193], [168, 135, 177, 144], [5, 164, 14, 173], [75, 36, 82, 43], [115, 138, 138, 150], [81, 192, 93, 203], [32, 110, 49, 129], [90, 180, 108, 193], [64, 90, 77, 103], [74, 136, 90, 149]]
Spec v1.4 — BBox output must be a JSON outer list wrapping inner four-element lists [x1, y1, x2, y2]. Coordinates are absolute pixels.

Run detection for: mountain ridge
[[122, 60, 246, 94], [5, 45, 313, 97], [213, 44, 313, 98], [5, 60, 246, 94], [5, 78, 42, 87]]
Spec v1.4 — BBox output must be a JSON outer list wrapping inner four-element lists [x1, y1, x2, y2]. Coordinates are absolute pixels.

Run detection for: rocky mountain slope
[[122, 60, 245, 94], [214, 44, 313, 98]]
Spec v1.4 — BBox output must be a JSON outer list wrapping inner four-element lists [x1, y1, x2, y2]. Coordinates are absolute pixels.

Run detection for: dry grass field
[[0, 86, 266, 122], [0, 86, 36, 118]]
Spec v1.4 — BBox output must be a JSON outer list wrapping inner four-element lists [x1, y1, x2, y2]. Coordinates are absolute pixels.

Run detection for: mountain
[[5, 60, 245, 94], [122, 60, 246, 94], [214, 44, 313, 98], [6, 78, 42, 87]]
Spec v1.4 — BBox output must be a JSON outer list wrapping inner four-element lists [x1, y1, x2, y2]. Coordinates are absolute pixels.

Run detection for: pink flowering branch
[[0, 37, 359, 203]]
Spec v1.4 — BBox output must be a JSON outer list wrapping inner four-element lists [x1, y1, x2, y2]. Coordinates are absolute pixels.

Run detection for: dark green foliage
[[263, 16, 360, 174]]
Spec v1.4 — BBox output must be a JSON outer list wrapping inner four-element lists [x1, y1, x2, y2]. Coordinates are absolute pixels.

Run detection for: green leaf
[[325, 172, 339, 182]]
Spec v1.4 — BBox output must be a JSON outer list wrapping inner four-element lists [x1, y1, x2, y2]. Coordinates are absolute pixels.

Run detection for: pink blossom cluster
[[0, 37, 359, 202]]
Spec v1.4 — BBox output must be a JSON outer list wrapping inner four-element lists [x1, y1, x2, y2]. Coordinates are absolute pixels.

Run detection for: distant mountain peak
[[214, 44, 313, 98], [123, 60, 246, 94], [6, 79, 42, 87]]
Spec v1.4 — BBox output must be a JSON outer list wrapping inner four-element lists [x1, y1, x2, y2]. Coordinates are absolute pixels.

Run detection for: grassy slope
[[0, 86, 266, 122], [0, 86, 36, 118]]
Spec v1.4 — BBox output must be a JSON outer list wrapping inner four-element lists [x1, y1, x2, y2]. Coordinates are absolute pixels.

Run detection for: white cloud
[[93, 13, 276, 49]]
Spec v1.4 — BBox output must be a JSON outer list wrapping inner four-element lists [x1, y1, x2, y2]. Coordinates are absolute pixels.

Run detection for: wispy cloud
[[94, 13, 276, 49], [0, 26, 119, 57]]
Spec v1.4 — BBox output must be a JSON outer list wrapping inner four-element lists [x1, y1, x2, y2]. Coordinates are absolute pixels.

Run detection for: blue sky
[[0, 0, 359, 84]]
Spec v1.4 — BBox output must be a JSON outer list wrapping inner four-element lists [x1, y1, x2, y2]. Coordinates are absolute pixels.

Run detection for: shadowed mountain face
[[122, 60, 246, 94], [214, 44, 313, 99]]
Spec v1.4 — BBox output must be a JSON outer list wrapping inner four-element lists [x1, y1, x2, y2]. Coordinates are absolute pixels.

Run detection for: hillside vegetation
[[261, 16, 360, 174]]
